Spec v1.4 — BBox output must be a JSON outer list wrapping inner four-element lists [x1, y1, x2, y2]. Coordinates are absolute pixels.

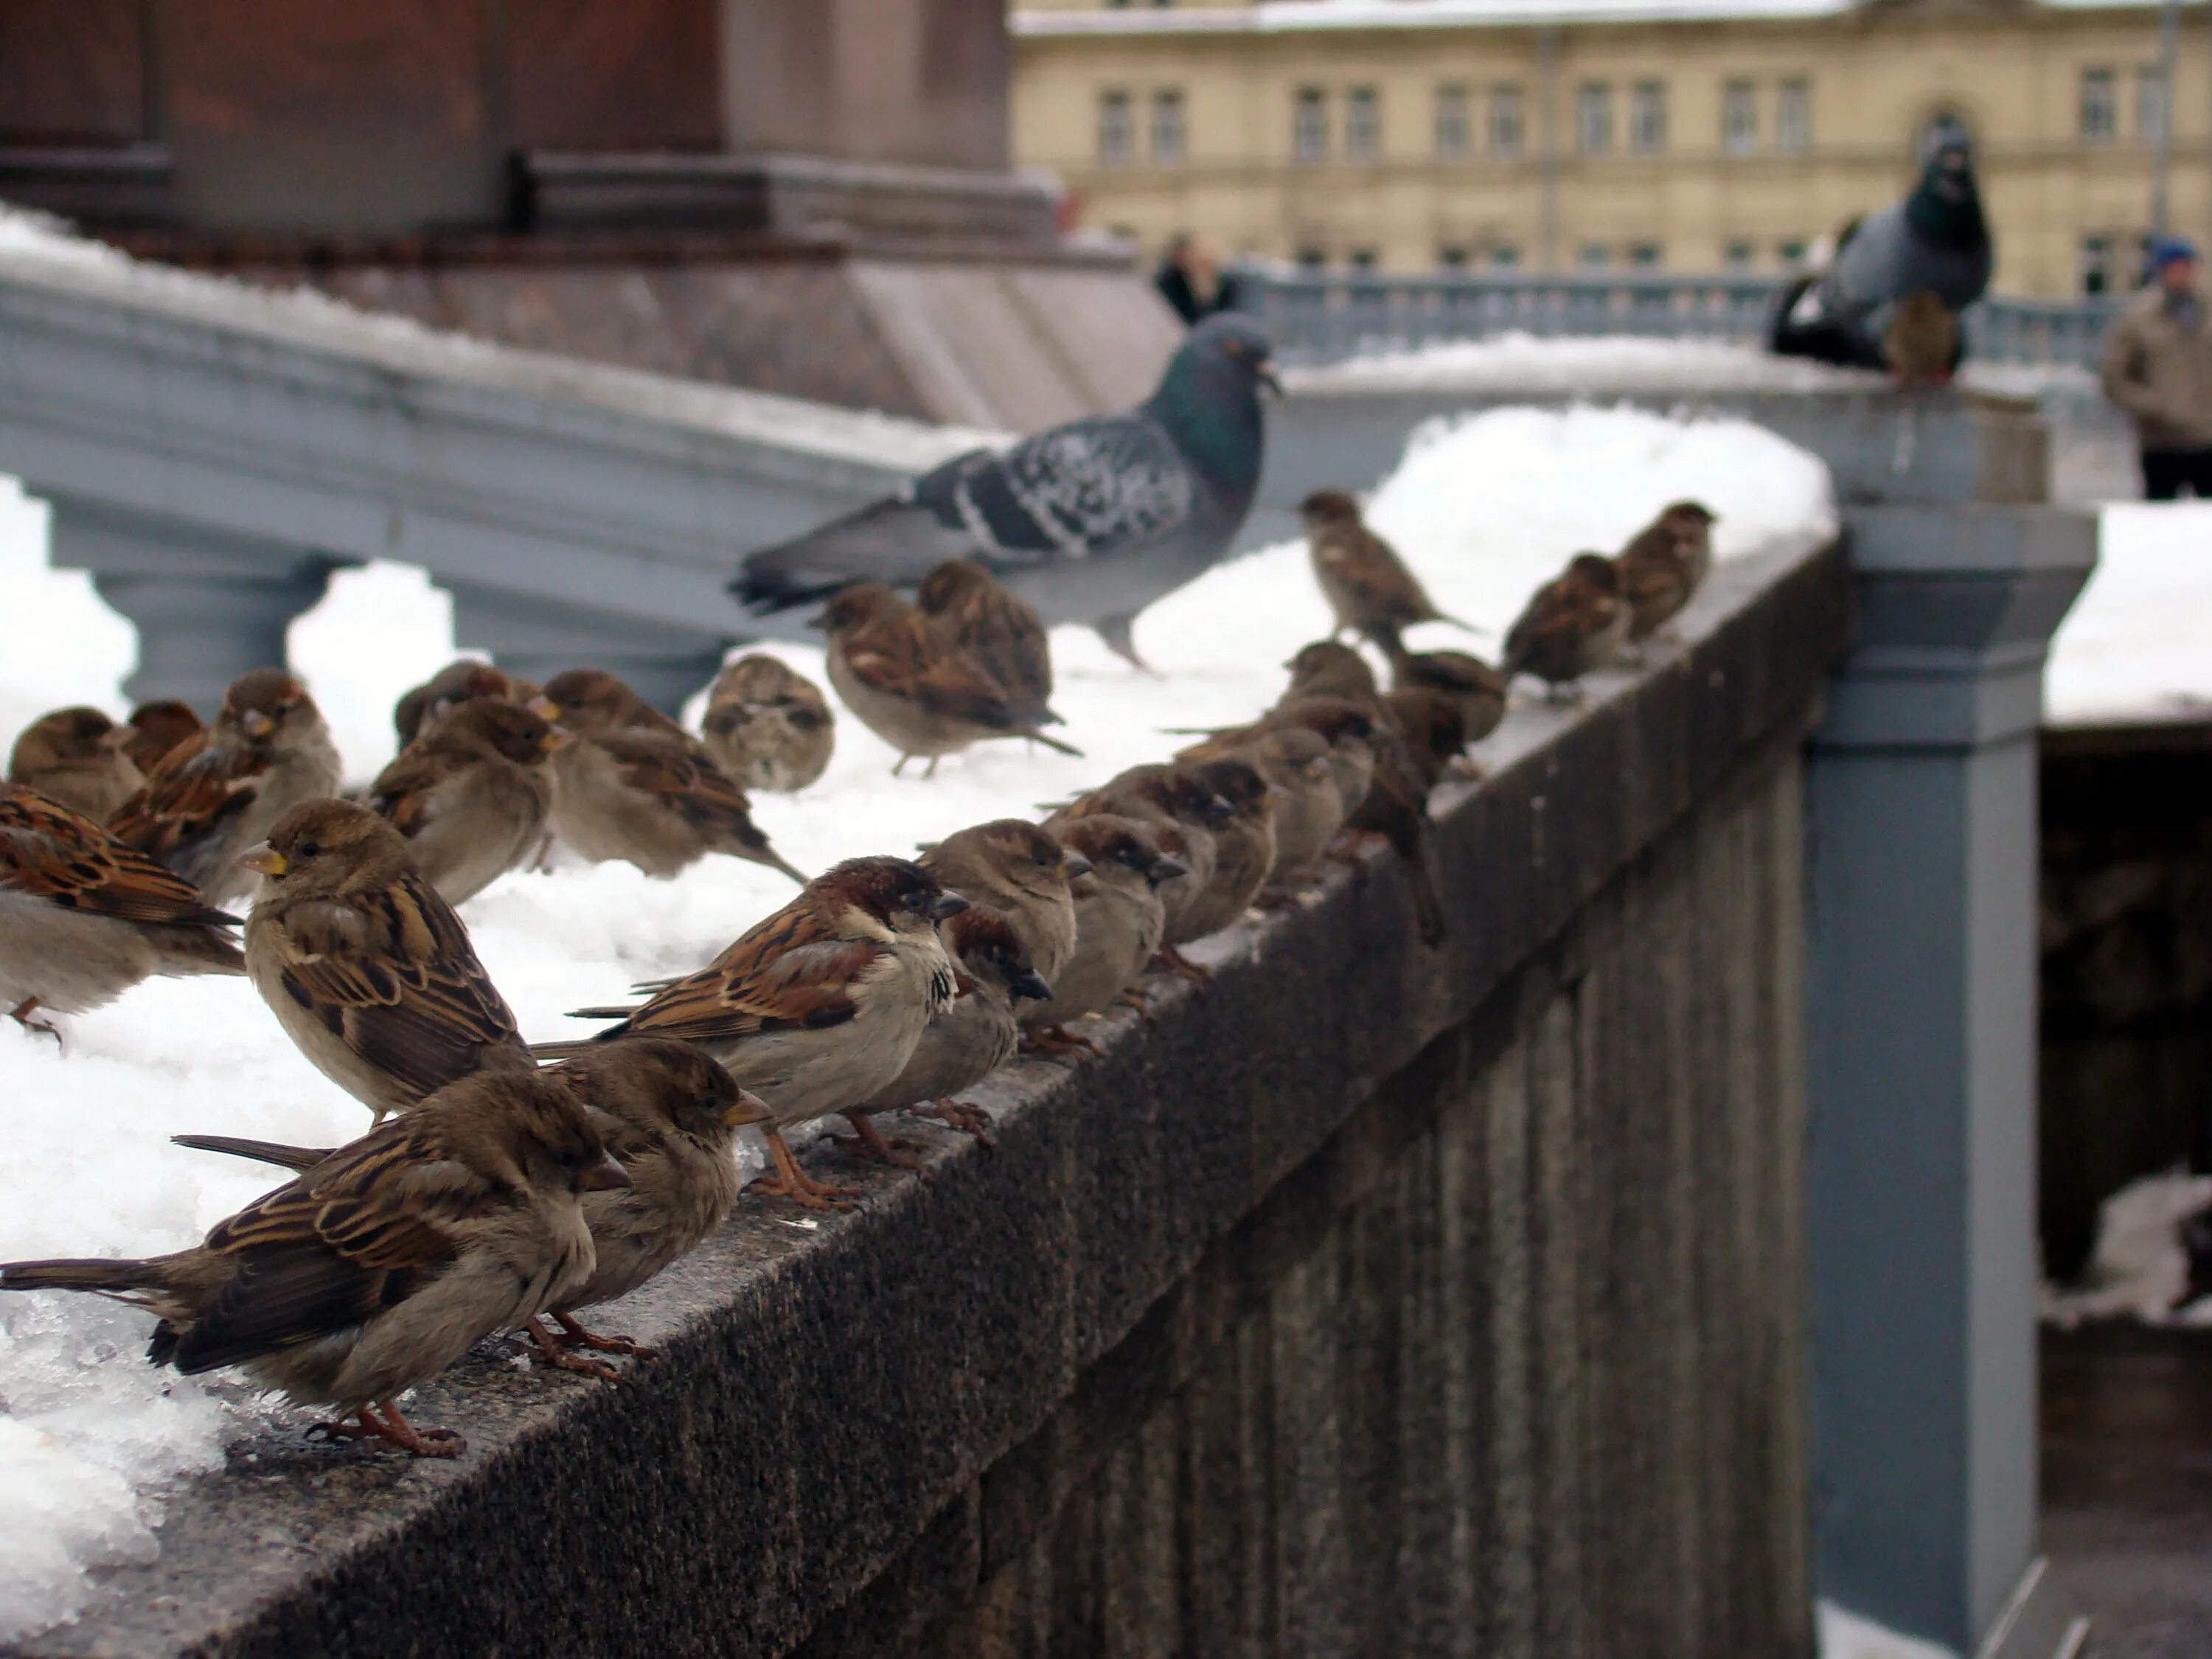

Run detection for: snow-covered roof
[[1014, 0, 2191, 36]]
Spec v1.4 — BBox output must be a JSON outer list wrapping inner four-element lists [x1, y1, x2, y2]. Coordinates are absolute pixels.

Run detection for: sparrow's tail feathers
[[1, 1256, 164, 1294], [1020, 729, 1085, 759], [170, 1134, 328, 1172]]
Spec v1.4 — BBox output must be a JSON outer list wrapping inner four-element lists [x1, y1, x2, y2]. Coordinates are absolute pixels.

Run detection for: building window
[[1578, 243, 1610, 269], [1630, 81, 1666, 154], [2081, 69, 2117, 143], [1724, 240, 1756, 271], [1778, 238, 1808, 265], [1439, 244, 1470, 268], [1295, 246, 1327, 273], [1346, 86, 1382, 161], [1490, 84, 1526, 158], [1098, 91, 1133, 164], [2138, 66, 2168, 143], [1490, 244, 1522, 270], [1349, 247, 1379, 271], [1293, 87, 1329, 163], [1628, 242, 1663, 268], [2080, 234, 2114, 296], [1777, 79, 1811, 153], [1577, 83, 1613, 155], [1150, 90, 1185, 164], [1722, 80, 1758, 154], [1435, 84, 1471, 160]]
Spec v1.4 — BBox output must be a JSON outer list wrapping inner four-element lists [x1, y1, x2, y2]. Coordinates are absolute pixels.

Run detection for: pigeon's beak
[[1257, 362, 1284, 398]]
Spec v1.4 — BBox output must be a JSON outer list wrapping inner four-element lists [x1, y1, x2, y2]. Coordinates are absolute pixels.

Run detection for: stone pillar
[[1804, 426, 2097, 1653], [445, 581, 731, 717], [44, 498, 342, 714]]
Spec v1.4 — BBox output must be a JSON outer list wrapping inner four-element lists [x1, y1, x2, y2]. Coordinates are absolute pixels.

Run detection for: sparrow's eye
[[298, 840, 321, 858]]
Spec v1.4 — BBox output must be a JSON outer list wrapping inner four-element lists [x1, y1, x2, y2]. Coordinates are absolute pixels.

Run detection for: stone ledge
[[6, 538, 1850, 1659]]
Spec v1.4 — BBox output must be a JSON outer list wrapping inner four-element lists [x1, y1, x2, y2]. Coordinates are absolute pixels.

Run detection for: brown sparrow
[[699, 655, 836, 794], [1390, 649, 1508, 746], [1502, 553, 1630, 698], [1020, 815, 1183, 1058], [1385, 688, 1470, 791], [122, 700, 204, 776], [1168, 757, 1281, 944], [368, 699, 565, 905], [7, 706, 144, 823], [1300, 488, 1472, 659], [1614, 501, 1719, 644], [4, 1068, 627, 1459], [109, 669, 344, 909], [1239, 726, 1343, 888], [531, 669, 807, 884], [813, 584, 1080, 776], [1883, 291, 1959, 386], [1048, 763, 1234, 981], [916, 558, 1061, 731], [242, 799, 533, 1121], [919, 817, 1088, 984], [535, 856, 967, 1209], [0, 782, 244, 1038], [392, 660, 532, 749], [841, 903, 1051, 1158]]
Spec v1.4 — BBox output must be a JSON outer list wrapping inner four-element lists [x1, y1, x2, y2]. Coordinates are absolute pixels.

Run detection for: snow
[[0, 401, 1832, 1638], [2042, 1172, 2212, 1329], [1817, 1601, 1961, 1659], [2045, 504, 2212, 726]]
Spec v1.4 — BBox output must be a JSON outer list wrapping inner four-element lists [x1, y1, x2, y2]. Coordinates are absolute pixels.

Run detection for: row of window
[[1098, 77, 1814, 165], [1288, 240, 1814, 273], [2080, 66, 2168, 143]]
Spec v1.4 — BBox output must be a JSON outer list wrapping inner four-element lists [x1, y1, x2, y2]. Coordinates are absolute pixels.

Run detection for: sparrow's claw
[[913, 1098, 996, 1144], [8, 998, 62, 1049], [830, 1113, 926, 1170], [751, 1127, 863, 1207]]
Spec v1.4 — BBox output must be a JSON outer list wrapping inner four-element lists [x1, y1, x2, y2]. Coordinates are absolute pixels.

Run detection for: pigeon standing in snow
[[731, 314, 1279, 671], [1769, 117, 1991, 378]]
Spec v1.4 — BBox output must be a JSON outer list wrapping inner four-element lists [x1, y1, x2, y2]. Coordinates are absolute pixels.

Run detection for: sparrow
[[1238, 725, 1344, 890], [1385, 688, 1471, 791], [1299, 489, 1473, 659], [841, 903, 1051, 1158], [7, 706, 143, 823], [1390, 649, 1509, 747], [3, 1068, 627, 1459], [1166, 757, 1281, 945], [367, 699, 565, 906], [393, 660, 535, 749], [108, 669, 344, 909], [813, 584, 1080, 776], [1019, 815, 1183, 1058], [1047, 763, 1234, 982], [533, 857, 967, 1209], [1614, 502, 1719, 644], [0, 782, 244, 1038], [916, 559, 1061, 731], [242, 799, 533, 1122], [531, 669, 807, 884], [122, 700, 204, 776], [699, 655, 836, 794], [919, 817, 1088, 984], [1502, 553, 1630, 698], [1884, 290, 1960, 386]]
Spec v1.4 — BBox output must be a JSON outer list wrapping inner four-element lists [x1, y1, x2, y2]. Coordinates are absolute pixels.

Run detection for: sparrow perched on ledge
[[368, 700, 565, 906], [1020, 815, 1183, 1058], [109, 669, 344, 910], [1502, 554, 1630, 699], [919, 817, 1088, 985], [700, 655, 836, 795], [4, 1068, 626, 1459], [1167, 757, 1281, 945], [242, 799, 532, 1122], [0, 782, 244, 1038], [532, 669, 807, 884], [392, 660, 535, 750], [1300, 488, 1474, 660], [917, 559, 1060, 732], [1048, 763, 1233, 981], [815, 584, 1080, 776], [1237, 726, 1345, 891], [841, 903, 1051, 1158], [7, 706, 143, 823], [1389, 650, 1508, 748], [1614, 501, 1719, 645], [535, 857, 967, 1209], [122, 700, 204, 777]]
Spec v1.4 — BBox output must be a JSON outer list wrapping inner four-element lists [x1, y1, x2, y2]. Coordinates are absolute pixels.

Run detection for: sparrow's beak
[[1061, 852, 1093, 880], [1257, 362, 1284, 397], [540, 727, 570, 754], [102, 726, 135, 751], [1307, 757, 1332, 779], [930, 891, 971, 921], [1150, 855, 1188, 884], [526, 695, 563, 725], [237, 842, 286, 877], [723, 1089, 774, 1130], [1203, 793, 1236, 825], [1011, 968, 1054, 1003], [579, 1151, 632, 1192], [239, 709, 275, 740], [1263, 784, 1291, 808]]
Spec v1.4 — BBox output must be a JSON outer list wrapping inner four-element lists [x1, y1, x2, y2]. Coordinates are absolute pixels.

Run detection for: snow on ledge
[[1283, 334, 1881, 396], [2046, 504, 2212, 728]]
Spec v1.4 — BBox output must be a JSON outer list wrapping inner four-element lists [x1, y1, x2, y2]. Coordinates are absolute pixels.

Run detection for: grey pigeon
[[1768, 116, 1991, 375], [731, 314, 1279, 670]]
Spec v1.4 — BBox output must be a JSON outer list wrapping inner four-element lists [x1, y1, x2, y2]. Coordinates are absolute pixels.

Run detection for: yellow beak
[[723, 1089, 775, 1130], [237, 843, 286, 877], [239, 710, 275, 740], [526, 695, 563, 724], [540, 727, 570, 754]]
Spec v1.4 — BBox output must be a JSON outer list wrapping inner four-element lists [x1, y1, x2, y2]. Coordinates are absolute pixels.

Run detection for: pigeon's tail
[[732, 499, 971, 615]]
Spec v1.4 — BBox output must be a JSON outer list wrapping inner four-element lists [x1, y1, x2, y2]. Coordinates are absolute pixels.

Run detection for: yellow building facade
[[1012, 0, 2209, 296]]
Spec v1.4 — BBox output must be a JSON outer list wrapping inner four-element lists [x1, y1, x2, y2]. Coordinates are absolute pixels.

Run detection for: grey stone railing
[[1233, 268, 2120, 370], [0, 237, 986, 714]]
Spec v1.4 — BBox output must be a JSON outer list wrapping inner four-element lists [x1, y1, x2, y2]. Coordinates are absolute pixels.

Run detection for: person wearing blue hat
[[2102, 234, 2212, 499]]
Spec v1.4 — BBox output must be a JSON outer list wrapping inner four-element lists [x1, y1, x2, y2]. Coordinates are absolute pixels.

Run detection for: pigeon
[[1769, 116, 1989, 377], [731, 314, 1280, 671]]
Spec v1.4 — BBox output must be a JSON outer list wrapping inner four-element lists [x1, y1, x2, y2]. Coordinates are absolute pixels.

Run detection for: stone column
[[1804, 405, 2097, 1656], [444, 581, 731, 717], [44, 498, 342, 714]]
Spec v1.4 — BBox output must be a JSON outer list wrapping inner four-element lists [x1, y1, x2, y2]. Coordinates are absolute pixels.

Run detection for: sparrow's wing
[[107, 730, 267, 863], [0, 785, 240, 926], [594, 728, 762, 842], [616, 903, 886, 1044]]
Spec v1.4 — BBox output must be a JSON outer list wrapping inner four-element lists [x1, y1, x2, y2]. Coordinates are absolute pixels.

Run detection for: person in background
[[1155, 233, 1241, 326], [2101, 236, 2212, 501]]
